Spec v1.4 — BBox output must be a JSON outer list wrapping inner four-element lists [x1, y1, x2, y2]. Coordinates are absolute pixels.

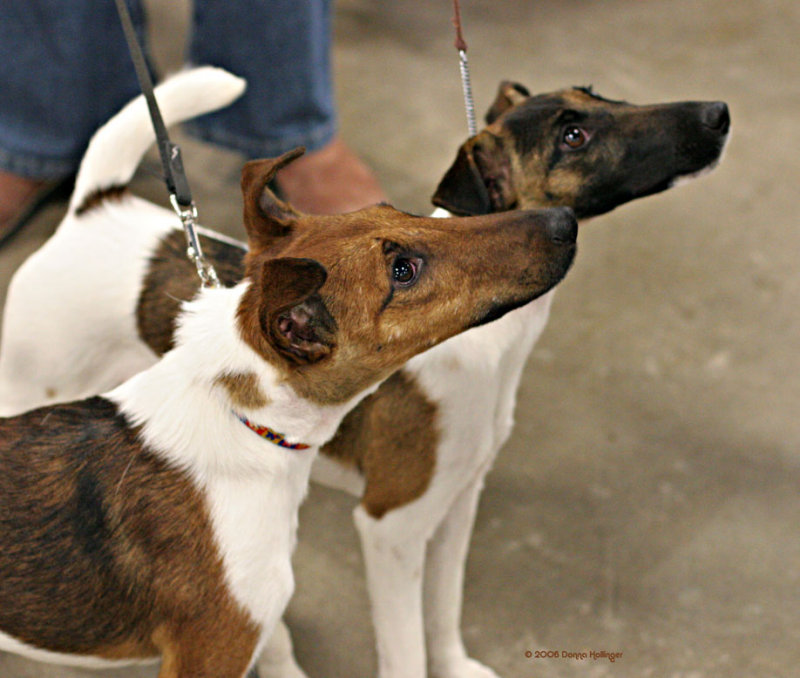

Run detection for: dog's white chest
[[205, 455, 313, 630], [408, 292, 555, 477]]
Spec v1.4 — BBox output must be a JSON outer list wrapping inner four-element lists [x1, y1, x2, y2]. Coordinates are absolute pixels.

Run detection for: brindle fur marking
[[137, 231, 246, 355], [322, 370, 438, 518], [0, 397, 260, 668]]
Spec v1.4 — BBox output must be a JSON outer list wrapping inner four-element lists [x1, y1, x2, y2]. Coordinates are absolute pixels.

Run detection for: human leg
[[0, 0, 148, 179], [0, 0, 149, 239], [187, 0, 336, 157], [187, 0, 385, 213]]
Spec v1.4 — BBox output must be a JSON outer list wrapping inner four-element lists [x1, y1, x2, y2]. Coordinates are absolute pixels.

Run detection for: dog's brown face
[[433, 82, 730, 218], [236, 149, 577, 404]]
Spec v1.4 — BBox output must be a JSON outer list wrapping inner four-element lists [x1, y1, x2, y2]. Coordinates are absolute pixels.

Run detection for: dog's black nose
[[701, 101, 730, 133], [545, 207, 578, 245]]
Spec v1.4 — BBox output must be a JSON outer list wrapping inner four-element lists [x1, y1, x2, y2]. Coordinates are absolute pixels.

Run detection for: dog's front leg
[[155, 621, 261, 678], [254, 619, 309, 678], [423, 478, 500, 678], [354, 504, 428, 678], [158, 651, 254, 678]]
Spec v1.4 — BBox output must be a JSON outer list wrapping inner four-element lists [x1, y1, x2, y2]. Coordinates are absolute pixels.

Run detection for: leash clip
[[170, 194, 220, 289]]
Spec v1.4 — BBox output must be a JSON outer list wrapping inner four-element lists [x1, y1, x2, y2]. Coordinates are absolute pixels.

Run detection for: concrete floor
[[1, 0, 799, 676]]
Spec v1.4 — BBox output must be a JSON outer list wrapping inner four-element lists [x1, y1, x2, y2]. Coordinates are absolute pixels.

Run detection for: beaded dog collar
[[233, 412, 311, 451]]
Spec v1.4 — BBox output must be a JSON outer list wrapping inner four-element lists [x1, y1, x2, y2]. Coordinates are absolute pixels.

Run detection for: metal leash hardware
[[170, 194, 220, 289], [452, 0, 478, 137], [114, 0, 220, 289]]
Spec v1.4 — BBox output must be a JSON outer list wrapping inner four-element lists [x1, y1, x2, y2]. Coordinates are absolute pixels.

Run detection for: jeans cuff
[[183, 118, 337, 159], [0, 147, 77, 180]]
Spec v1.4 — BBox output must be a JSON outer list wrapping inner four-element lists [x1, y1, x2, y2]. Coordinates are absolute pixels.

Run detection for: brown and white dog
[[0, 70, 728, 678], [0, 68, 577, 677]]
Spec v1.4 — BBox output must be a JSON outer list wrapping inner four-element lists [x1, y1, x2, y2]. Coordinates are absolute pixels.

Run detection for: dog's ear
[[485, 81, 530, 124], [241, 147, 305, 254], [432, 134, 516, 215], [258, 257, 336, 365]]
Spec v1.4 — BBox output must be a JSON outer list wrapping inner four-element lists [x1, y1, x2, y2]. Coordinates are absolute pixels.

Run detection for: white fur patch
[[0, 630, 157, 670], [0, 198, 173, 415], [669, 157, 722, 189]]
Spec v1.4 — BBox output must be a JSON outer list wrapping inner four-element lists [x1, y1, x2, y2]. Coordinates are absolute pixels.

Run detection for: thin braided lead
[[452, 0, 478, 137], [458, 50, 478, 137]]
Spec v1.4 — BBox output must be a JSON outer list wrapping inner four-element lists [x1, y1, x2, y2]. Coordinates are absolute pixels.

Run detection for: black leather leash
[[113, 0, 220, 288]]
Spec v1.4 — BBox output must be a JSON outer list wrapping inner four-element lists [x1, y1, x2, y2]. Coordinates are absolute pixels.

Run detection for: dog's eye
[[562, 126, 588, 149], [391, 256, 421, 287]]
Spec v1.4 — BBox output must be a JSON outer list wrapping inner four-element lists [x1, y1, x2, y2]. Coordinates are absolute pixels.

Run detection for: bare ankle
[[0, 171, 48, 221], [275, 138, 386, 214]]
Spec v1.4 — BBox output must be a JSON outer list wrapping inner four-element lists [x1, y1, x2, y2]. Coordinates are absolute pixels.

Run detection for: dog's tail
[[68, 66, 247, 215]]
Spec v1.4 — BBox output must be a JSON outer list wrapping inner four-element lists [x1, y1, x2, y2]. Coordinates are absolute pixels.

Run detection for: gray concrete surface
[[1, 1, 798, 677]]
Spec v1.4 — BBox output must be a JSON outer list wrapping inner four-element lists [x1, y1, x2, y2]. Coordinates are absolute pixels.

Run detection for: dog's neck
[[422, 204, 556, 366], [107, 282, 368, 481]]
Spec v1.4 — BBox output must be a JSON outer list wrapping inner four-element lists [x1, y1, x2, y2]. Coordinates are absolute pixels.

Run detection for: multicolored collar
[[233, 411, 311, 451]]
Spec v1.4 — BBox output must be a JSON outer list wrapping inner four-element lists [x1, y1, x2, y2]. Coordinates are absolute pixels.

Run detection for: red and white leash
[[452, 0, 478, 137]]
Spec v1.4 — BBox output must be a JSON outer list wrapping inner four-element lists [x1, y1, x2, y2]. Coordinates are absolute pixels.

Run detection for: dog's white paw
[[432, 657, 501, 678]]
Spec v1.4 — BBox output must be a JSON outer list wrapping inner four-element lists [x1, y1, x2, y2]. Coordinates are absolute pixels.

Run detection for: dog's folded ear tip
[[241, 152, 307, 250], [431, 143, 493, 216], [259, 257, 335, 366], [503, 81, 530, 97], [290, 257, 327, 288], [282, 146, 306, 164], [241, 147, 306, 186], [261, 257, 328, 294], [486, 81, 530, 124]]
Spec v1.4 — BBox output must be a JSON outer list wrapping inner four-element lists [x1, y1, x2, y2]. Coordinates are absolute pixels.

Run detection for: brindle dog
[[434, 82, 729, 216]]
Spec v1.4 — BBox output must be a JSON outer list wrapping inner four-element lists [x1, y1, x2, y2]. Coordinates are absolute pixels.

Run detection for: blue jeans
[[0, 0, 336, 179]]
